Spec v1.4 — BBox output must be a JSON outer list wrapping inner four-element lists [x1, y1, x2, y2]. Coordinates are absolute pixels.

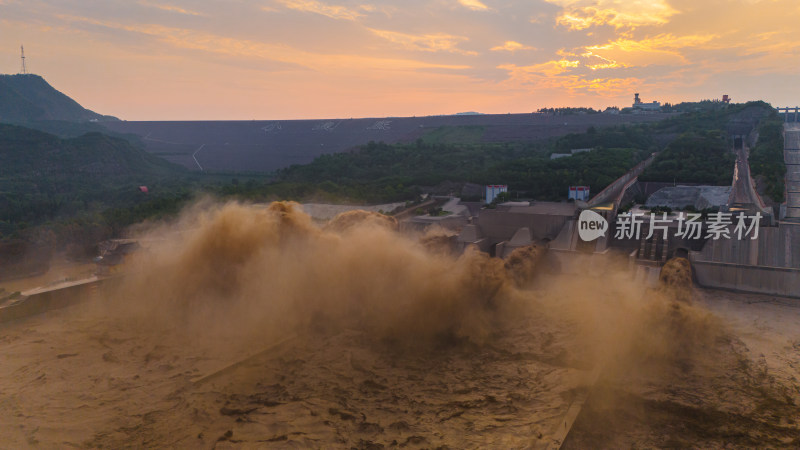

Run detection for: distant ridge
[[0, 123, 182, 181], [0, 74, 118, 124]]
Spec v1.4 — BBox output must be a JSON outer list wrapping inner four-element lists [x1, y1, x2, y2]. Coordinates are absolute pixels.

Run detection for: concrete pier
[[785, 124, 800, 219]]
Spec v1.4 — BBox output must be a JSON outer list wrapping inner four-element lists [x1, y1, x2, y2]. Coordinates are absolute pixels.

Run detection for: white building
[[485, 185, 508, 204], [568, 186, 590, 201]]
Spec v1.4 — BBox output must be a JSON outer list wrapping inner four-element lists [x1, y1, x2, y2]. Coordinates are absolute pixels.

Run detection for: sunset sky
[[1, 0, 798, 120]]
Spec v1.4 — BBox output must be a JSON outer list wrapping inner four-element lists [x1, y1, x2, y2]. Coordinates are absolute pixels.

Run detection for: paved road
[[730, 145, 757, 205]]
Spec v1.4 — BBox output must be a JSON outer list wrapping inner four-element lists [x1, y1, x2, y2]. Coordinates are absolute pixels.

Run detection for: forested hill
[[0, 74, 118, 124], [0, 123, 184, 233], [0, 124, 179, 177]]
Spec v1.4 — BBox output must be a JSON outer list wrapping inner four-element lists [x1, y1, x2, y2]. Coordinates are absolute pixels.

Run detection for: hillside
[[274, 139, 647, 202], [0, 74, 118, 135], [639, 131, 733, 185], [639, 101, 778, 186], [102, 113, 672, 173], [0, 123, 184, 235]]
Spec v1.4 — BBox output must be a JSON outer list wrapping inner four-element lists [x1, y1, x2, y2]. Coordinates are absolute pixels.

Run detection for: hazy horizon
[[1, 0, 798, 121]]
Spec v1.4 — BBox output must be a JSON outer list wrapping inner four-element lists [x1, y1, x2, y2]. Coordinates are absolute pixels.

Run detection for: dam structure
[[451, 122, 800, 298], [102, 113, 673, 173], [784, 123, 800, 220]]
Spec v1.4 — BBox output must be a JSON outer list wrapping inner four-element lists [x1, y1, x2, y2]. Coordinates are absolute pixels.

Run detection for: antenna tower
[[20, 45, 27, 74]]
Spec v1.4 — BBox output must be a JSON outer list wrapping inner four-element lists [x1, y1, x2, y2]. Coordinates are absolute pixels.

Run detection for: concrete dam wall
[[690, 222, 800, 298]]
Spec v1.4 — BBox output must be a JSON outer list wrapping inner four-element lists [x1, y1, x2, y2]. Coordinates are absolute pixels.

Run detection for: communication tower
[[20, 45, 27, 74]]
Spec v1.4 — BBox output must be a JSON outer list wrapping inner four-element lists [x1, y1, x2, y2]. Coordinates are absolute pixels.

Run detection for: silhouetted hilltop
[[0, 74, 118, 124]]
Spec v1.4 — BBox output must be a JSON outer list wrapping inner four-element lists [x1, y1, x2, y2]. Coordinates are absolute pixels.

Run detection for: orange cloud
[[580, 51, 620, 70], [57, 15, 472, 73], [565, 76, 638, 95], [586, 33, 718, 66], [277, 0, 365, 21], [498, 59, 580, 78], [369, 28, 478, 55], [458, 0, 491, 11], [499, 61, 639, 95], [546, 0, 678, 30], [491, 41, 534, 52], [498, 53, 642, 98], [735, 28, 800, 58], [138, 1, 206, 16]]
